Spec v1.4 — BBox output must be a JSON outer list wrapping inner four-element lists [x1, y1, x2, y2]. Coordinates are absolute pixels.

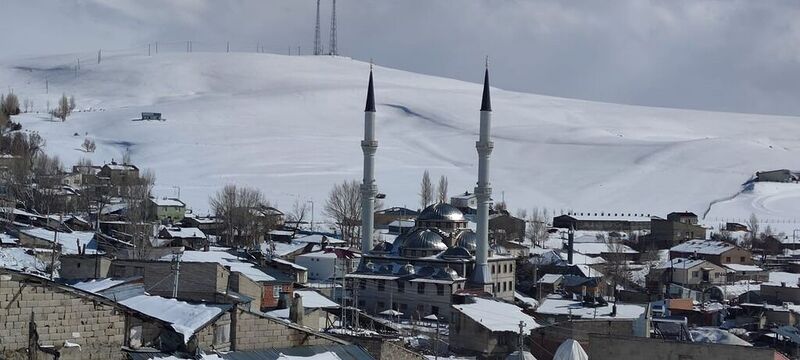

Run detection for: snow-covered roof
[[103, 163, 137, 171], [161, 250, 275, 282], [709, 282, 759, 299], [655, 258, 709, 270], [571, 243, 638, 255], [560, 213, 653, 222], [452, 297, 540, 332], [388, 220, 415, 227], [764, 272, 800, 288], [724, 263, 763, 272], [70, 278, 128, 293], [161, 226, 206, 239], [264, 241, 315, 257], [538, 274, 564, 284], [535, 295, 645, 320], [690, 327, 751, 346], [270, 257, 308, 271], [151, 198, 185, 207], [574, 264, 603, 278], [0, 247, 48, 275], [294, 289, 339, 308], [118, 294, 227, 343], [514, 291, 539, 308], [0, 233, 18, 245], [19, 227, 98, 255], [294, 234, 346, 245], [670, 240, 736, 255]]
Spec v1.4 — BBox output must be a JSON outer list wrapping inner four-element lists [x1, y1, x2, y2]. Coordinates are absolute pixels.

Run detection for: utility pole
[[329, 0, 338, 55], [45, 76, 48, 94], [517, 321, 527, 360], [97, 49, 102, 64], [49, 212, 60, 280], [227, 41, 230, 53], [313, 0, 322, 55], [155, 42, 158, 54], [307, 200, 315, 231], [148, 43, 151, 56], [297, 46, 301, 55], [172, 252, 182, 298]]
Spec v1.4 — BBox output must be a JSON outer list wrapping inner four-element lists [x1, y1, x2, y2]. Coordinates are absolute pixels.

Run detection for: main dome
[[418, 203, 465, 222]]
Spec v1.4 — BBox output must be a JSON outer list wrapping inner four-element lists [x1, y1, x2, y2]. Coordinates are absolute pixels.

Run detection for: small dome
[[372, 241, 393, 252], [364, 261, 376, 272], [403, 229, 447, 251], [397, 263, 416, 275], [378, 264, 394, 274], [418, 203, 465, 222], [441, 246, 472, 259], [433, 267, 460, 280], [454, 230, 478, 252]]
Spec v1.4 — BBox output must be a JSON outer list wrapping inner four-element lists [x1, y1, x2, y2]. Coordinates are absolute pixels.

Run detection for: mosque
[[345, 65, 517, 320]]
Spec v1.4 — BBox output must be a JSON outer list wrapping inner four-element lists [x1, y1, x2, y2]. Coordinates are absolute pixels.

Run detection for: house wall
[[59, 256, 111, 280], [0, 273, 126, 360], [154, 205, 186, 222], [261, 283, 293, 310], [650, 220, 706, 248], [196, 311, 232, 352], [489, 215, 526, 241], [587, 333, 785, 360], [335, 334, 425, 360], [489, 258, 516, 301], [760, 284, 800, 304], [110, 260, 228, 302], [529, 320, 634, 360], [449, 309, 519, 358], [228, 273, 264, 312], [351, 277, 461, 319], [669, 264, 726, 286], [232, 308, 341, 350]]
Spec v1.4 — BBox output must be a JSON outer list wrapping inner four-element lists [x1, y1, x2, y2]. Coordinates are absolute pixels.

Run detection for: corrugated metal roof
[[219, 344, 374, 360]]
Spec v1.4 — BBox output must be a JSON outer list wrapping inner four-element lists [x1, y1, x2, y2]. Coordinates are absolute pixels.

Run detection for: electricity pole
[[329, 0, 338, 55], [172, 252, 182, 297], [313, 0, 323, 55]]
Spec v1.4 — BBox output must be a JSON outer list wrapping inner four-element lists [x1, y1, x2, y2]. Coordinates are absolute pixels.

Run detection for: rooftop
[[536, 295, 645, 320], [160, 250, 276, 282], [670, 240, 737, 255], [452, 297, 540, 332]]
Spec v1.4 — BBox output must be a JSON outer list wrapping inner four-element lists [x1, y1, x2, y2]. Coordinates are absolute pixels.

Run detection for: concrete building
[[755, 169, 796, 183], [374, 207, 418, 229], [669, 240, 752, 266], [552, 213, 652, 233], [647, 258, 727, 288], [647, 212, 707, 249], [588, 333, 789, 360], [489, 212, 526, 242], [59, 253, 112, 280], [150, 197, 186, 223], [449, 296, 539, 358]]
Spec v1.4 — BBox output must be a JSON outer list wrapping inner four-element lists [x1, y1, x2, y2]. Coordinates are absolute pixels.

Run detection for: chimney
[[278, 291, 292, 309], [289, 293, 304, 325]]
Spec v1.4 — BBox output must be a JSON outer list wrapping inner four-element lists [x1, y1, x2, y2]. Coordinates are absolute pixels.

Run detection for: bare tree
[[437, 175, 448, 204], [419, 170, 433, 209], [324, 180, 362, 247], [747, 213, 759, 242], [287, 198, 309, 230], [1, 93, 20, 115], [210, 184, 271, 249], [81, 138, 96, 153], [526, 207, 549, 247], [68, 95, 76, 112], [124, 169, 156, 259], [53, 94, 71, 121], [22, 98, 30, 113]]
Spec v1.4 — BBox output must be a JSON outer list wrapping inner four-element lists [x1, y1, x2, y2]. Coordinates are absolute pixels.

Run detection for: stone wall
[[229, 272, 263, 312], [59, 255, 111, 280], [334, 334, 424, 360], [588, 333, 787, 360], [0, 272, 126, 360], [232, 308, 344, 350], [529, 320, 634, 360]]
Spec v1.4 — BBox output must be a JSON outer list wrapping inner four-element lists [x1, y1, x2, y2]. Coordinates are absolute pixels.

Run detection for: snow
[[118, 294, 226, 343], [538, 274, 564, 284], [765, 272, 800, 288], [151, 198, 185, 207], [270, 257, 308, 271], [570, 242, 637, 256], [724, 263, 763, 272], [655, 258, 707, 270], [536, 295, 645, 320], [161, 250, 275, 282], [670, 240, 735, 255], [514, 291, 540, 308], [18, 228, 98, 255], [161, 226, 206, 239], [452, 297, 540, 332], [690, 327, 751, 346], [293, 289, 339, 308], [705, 182, 800, 234], [294, 234, 347, 245], [3, 52, 800, 220], [277, 352, 343, 360], [70, 278, 127, 293], [0, 233, 18, 245], [0, 247, 48, 274]]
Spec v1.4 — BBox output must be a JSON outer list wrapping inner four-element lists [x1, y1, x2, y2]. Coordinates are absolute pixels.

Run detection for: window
[[502, 282, 507, 292], [740, 257, 745, 262], [359, 279, 366, 290], [273, 286, 280, 298], [503, 264, 508, 273], [510, 264, 514, 273], [76, 263, 81, 268], [492, 264, 495, 273], [214, 323, 230, 345], [398, 281, 405, 293], [378, 280, 385, 291], [436, 284, 444, 296], [692, 271, 699, 278], [725, 257, 731, 263], [418, 283, 425, 294]]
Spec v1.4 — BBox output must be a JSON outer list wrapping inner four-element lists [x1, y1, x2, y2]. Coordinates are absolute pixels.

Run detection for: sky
[[1, 0, 800, 116]]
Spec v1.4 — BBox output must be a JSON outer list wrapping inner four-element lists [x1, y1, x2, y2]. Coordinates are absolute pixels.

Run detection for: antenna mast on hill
[[314, 0, 323, 55], [329, 0, 338, 56]]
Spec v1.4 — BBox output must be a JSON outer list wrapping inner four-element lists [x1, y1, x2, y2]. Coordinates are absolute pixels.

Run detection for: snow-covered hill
[[2, 52, 799, 223]]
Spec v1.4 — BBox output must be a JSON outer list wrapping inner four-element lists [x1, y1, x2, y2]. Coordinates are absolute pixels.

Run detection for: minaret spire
[[360, 66, 378, 251], [469, 62, 494, 291]]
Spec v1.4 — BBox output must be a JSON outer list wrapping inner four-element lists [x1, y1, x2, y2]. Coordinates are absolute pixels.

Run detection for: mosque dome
[[403, 229, 448, 251], [418, 203, 465, 222], [433, 267, 460, 280], [372, 241, 393, 253], [441, 246, 472, 259], [454, 230, 478, 252]]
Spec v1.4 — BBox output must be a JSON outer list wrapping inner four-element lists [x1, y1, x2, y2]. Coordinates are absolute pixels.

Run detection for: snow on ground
[[0, 247, 48, 275], [704, 182, 800, 234], [2, 52, 800, 221]]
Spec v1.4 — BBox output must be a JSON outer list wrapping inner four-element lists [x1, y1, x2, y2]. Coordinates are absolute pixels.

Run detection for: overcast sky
[[2, 0, 800, 116]]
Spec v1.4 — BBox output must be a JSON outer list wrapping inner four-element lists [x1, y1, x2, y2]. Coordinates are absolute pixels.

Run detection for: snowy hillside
[[1, 52, 799, 222]]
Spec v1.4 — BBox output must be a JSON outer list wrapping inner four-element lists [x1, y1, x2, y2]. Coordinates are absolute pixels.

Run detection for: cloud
[[1, 0, 799, 116]]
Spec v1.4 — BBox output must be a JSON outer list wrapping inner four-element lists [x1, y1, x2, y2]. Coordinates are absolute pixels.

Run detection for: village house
[[552, 212, 652, 233], [149, 197, 187, 223], [724, 263, 769, 282], [669, 240, 752, 266], [373, 206, 418, 229], [449, 296, 540, 358], [763, 235, 800, 255], [180, 215, 224, 236], [489, 211, 526, 242], [157, 225, 208, 249], [646, 212, 707, 249], [647, 258, 727, 289], [755, 169, 797, 183]]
